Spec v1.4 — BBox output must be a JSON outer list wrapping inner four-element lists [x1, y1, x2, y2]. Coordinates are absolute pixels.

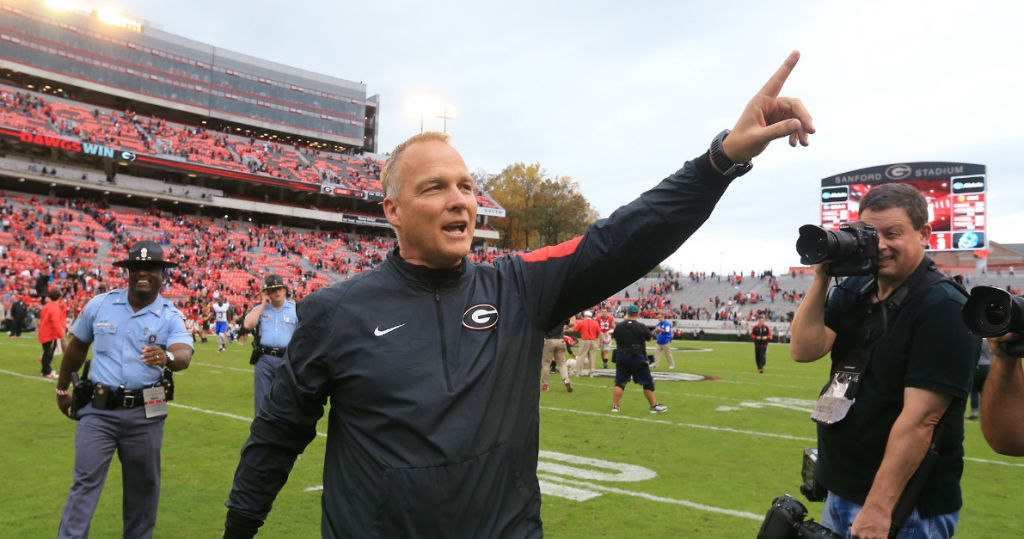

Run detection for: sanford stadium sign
[[821, 161, 985, 186]]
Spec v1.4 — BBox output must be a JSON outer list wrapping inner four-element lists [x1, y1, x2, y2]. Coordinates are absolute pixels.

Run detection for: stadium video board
[[819, 162, 987, 251]]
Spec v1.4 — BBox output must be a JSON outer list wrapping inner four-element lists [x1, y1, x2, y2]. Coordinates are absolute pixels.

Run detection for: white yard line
[[5, 368, 1022, 468], [540, 405, 817, 442], [536, 473, 763, 521]]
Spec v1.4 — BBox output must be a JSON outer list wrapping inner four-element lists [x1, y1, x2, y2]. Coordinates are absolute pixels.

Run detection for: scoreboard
[[819, 162, 987, 251]]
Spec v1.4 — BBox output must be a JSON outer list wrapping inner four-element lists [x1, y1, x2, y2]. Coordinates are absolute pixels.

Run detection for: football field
[[2, 337, 1022, 537]]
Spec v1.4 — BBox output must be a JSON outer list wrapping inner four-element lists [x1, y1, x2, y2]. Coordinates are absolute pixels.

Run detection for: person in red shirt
[[571, 310, 601, 377], [37, 290, 67, 378], [750, 315, 772, 373], [596, 307, 617, 368]]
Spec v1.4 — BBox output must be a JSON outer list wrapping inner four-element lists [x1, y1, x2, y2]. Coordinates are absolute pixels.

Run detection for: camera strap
[[812, 276, 878, 424], [812, 259, 960, 425], [888, 416, 950, 538]]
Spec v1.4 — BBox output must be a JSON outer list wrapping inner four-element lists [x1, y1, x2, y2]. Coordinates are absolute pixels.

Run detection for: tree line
[[475, 163, 599, 250]]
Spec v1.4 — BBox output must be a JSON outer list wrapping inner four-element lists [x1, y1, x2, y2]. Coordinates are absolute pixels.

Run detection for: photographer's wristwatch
[[165, 349, 176, 367], [708, 129, 752, 179]]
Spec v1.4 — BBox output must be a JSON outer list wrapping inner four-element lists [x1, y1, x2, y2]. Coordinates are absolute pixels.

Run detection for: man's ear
[[383, 197, 401, 229], [919, 223, 932, 247]]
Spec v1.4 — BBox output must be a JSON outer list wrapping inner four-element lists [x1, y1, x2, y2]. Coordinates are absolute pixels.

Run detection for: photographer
[[981, 334, 1024, 456], [789, 184, 978, 538]]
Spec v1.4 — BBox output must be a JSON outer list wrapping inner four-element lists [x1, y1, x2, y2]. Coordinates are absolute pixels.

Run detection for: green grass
[[2, 338, 1021, 537]]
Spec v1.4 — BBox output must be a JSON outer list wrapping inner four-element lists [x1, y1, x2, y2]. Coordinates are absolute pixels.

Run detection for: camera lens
[[964, 286, 1024, 337], [985, 303, 1007, 326], [796, 225, 833, 265]]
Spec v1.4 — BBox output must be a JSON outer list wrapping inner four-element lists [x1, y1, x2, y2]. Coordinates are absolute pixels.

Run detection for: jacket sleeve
[[517, 152, 733, 330], [224, 290, 335, 535]]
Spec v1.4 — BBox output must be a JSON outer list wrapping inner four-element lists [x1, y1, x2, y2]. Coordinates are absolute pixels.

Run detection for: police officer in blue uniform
[[55, 240, 193, 539], [242, 274, 297, 414]]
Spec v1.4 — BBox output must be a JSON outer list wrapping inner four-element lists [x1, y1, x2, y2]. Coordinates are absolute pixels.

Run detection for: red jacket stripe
[[519, 236, 582, 263]]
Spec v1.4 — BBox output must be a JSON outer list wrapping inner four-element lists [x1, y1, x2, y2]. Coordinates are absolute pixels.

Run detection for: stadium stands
[[0, 191, 361, 317], [0, 83, 501, 208], [3, 188, 1023, 340]]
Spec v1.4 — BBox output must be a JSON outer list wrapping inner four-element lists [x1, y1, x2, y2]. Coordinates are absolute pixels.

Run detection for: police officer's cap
[[113, 240, 177, 269], [263, 274, 286, 291]]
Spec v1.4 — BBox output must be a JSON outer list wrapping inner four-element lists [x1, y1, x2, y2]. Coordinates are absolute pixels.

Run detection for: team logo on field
[[588, 369, 716, 382], [462, 304, 498, 330]]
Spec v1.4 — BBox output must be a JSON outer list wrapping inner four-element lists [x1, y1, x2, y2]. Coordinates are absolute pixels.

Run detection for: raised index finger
[[760, 50, 801, 98]]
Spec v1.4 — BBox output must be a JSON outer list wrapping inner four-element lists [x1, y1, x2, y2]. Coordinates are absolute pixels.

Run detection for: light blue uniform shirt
[[254, 300, 298, 349], [71, 289, 192, 390]]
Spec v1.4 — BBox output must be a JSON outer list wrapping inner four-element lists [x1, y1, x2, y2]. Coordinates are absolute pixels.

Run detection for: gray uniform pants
[[59, 403, 165, 539], [254, 353, 283, 415]]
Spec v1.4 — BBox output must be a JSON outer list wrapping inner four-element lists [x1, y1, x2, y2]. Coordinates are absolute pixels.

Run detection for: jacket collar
[[386, 248, 468, 291]]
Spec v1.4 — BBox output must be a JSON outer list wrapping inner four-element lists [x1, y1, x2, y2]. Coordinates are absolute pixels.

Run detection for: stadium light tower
[[407, 95, 453, 133], [436, 104, 455, 134], [407, 95, 439, 133]]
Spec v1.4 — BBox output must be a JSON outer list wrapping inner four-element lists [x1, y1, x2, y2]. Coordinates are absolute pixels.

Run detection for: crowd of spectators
[[2, 187, 1021, 343], [0, 83, 508, 210], [0, 191, 346, 335]]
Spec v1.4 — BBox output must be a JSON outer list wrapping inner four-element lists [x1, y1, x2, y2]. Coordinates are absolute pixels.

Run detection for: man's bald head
[[381, 131, 452, 199]]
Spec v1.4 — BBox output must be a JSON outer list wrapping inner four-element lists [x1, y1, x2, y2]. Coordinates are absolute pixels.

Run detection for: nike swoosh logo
[[374, 324, 405, 337]]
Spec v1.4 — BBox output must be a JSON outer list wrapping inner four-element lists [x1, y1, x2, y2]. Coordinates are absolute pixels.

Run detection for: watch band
[[708, 129, 752, 178]]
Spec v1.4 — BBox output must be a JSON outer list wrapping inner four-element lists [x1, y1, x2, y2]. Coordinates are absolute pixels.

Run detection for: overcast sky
[[106, 0, 1023, 274]]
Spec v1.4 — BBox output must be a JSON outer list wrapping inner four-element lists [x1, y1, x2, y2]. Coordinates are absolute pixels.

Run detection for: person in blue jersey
[[212, 293, 232, 352], [652, 312, 676, 369]]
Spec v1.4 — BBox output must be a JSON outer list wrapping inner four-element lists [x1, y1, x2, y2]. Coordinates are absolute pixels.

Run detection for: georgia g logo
[[462, 304, 499, 330], [885, 164, 912, 180]]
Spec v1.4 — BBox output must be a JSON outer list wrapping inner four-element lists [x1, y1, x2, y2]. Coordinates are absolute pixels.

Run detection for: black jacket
[[225, 153, 732, 538], [10, 300, 27, 319]]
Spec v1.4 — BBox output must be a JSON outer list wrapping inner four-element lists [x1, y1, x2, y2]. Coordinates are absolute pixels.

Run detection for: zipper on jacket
[[435, 289, 453, 391]]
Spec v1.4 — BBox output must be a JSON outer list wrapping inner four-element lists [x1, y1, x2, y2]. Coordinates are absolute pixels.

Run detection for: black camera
[[796, 222, 879, 276], [963, 286, 1024, 356], [758, 494, 841, 539]]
